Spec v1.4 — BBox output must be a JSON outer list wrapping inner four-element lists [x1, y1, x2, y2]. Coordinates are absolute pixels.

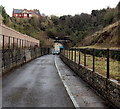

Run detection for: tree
[[0, 6, 10, 24]]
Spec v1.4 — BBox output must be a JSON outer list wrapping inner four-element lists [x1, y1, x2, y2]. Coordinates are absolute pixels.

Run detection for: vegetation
[[0, 5, 54, 47], [45, 2, 120, 47], [0, 2, 120, 48], [81, 20, 120, 48], [64, 50, 120, 82], [0, 2, 119, 82]]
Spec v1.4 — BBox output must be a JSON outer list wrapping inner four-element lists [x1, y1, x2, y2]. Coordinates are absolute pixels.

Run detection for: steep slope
[[80, 21, 120, 48]]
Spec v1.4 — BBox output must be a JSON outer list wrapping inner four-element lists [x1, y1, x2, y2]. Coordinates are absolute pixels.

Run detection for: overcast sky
[[1, 0, 119, 16]]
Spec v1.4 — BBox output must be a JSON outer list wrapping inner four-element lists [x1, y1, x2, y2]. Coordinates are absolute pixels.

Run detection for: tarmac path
[[2, 55, 75, 108]]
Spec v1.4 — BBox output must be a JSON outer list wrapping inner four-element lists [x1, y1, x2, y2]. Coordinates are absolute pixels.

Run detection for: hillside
[[0, 2, 120, 48], [79, 21, 120, 48], [0, 6, 54, 47]]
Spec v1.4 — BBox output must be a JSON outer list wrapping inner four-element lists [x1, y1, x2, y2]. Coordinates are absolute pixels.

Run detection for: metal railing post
[[48, 48, 49, 54], [70, 49, 71, 59], [17, 38, 18, 48], [74, 48, 76, 62], [12, 37, 14, 63], [93, 48, 95, 72], [13, 37, 15, 49], [2, 35, 5, 70], [8, 36, 11, 67], [2, 35, 5, 51], [71, 49, 73, 61], [21, 39, 23, 48], [8, 36, 10, 49], [79, 49, 80, 64], [107, 49, 110, 79], [65, 49, 66, 56], [20, 39, 21, 48], [41, 48, 42, 56], [67, 49, 69, 58], [84, 48, 86, 66], [69, 49, 70, 59], [65, 49, 66, 57], [25, 40, 26, 48]]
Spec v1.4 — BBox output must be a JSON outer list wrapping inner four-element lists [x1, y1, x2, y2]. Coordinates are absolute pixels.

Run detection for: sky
[[1, 0, 120, 16]]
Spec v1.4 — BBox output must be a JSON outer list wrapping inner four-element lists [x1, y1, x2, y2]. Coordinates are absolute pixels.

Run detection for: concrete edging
[[55, 56, 79, 108], [60, 54, 120, 109]]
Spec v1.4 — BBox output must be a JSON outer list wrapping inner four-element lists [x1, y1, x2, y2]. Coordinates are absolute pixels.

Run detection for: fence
[[0, 24, 39, 48], [0, 24, 50, 75], [60, 48, 120, 108], [62, 48, 120, 81]]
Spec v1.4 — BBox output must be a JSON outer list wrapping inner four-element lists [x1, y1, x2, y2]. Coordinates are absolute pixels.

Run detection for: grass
[[73, 45, 120, 49], [64, 50, 120, 82]]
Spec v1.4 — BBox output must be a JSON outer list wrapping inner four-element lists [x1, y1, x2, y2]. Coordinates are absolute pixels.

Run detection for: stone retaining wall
[[60, 54, 120, 108], [0, 50, 2, 76], [2, 47, 50, 74]]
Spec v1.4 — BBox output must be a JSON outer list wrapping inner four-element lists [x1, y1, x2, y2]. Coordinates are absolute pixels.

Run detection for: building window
[[29, 14, 32, 17], [24, 14, 27, 17]]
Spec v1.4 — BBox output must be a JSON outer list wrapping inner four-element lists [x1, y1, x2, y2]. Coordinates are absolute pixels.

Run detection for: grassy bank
[[64, 50, 120, 82]]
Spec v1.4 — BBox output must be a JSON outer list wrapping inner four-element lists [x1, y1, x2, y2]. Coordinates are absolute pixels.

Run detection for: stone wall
[[0, 50, 2, 77], [60, 54, 120, 108], [2, 47, 50, 74]]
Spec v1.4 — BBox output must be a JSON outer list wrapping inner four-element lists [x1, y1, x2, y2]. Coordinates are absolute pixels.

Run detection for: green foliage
[[103, 9, 114, 25], [0, 5, 10, 24], [45, 3, 119, 45], [1, 2, 119, 47]]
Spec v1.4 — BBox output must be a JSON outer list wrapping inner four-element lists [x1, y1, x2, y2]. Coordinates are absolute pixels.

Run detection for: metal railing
[[1, 35, 50, 73], [61, 48, 120, 82]]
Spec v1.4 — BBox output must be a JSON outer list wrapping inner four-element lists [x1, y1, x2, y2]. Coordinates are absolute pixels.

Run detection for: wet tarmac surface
[[55, 56, 111, 109], [2, 55, 75, 107]]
